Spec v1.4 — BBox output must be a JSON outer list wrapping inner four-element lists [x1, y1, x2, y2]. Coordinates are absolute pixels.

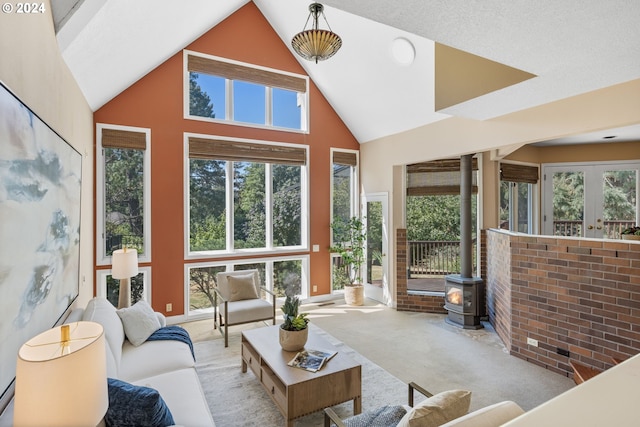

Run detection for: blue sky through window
[[192, 73, 302, 130]]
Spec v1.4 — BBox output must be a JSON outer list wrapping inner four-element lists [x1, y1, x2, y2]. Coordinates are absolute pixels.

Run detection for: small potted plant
[[279, 296, 309, 351], [330, 216, 366, 306], [621, 226, 640, 241]]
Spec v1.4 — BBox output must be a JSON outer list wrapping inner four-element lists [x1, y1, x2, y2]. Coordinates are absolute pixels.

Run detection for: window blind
[[188, 137, 306, 166], [407, 158, 478, 196], [187, 54, 307, 93], [332, 151, 357, 166], [101, 128, 146, 150], [500, 163, 539, 184]]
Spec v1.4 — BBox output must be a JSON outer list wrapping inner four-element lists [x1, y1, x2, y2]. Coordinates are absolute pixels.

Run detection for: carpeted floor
[[193, 324, 422, 426]]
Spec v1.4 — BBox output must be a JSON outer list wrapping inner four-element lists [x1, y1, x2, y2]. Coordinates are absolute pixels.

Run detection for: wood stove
[[444, 274, 485, 329]]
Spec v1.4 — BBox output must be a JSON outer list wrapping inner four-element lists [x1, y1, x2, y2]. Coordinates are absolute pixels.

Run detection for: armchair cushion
[[339, 405, 407, 427], [226, 273, 259, 301], [397, 389, 471, 427]]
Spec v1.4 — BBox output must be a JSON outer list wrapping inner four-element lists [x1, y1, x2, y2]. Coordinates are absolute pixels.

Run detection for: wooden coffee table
[[241, 325, 362, 427]]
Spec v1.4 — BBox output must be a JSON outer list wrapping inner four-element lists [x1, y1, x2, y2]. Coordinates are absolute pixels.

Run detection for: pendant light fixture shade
[[292, 3, 342, 63]]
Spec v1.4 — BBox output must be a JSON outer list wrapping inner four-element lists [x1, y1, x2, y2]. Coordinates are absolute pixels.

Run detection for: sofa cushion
[[119, 339, 196, 383], [105, 378, 174, 427], [397, 389, 471, 427], [439, 400, 524, 427], [82, 297, 125, 374], [226, 273, 259, 301], [117, 300, 161, 346], [133, 368, 215, 427]]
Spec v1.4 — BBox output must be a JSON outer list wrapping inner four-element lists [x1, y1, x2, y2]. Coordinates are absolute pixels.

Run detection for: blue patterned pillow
[[106, 378, 175, 427]]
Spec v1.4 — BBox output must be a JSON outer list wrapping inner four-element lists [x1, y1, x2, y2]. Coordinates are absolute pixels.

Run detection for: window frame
[[499, 161, 539, 234], [184, 133, 309, 259], [184, 255, 310, 321], [96, 124, 152, 265], [183, 50, 309, 133]]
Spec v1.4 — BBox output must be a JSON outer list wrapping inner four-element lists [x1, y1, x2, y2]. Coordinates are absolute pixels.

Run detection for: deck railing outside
[[553, 220, 635, 239], [408, 239, 476, 278]]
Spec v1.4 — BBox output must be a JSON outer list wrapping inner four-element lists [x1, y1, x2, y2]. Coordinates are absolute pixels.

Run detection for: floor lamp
[[14, 321, 108, 426], [112, 247, 138, 309]]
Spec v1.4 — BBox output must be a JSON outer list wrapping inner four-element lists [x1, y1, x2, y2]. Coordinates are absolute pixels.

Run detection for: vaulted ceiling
[[53, 0, 640, 145]]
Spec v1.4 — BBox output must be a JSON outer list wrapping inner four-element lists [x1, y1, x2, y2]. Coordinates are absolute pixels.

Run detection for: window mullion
[[227, 161, 234, 251], [226, 79, 233, 121], [265, 87, 272, 126], [266, 163, 273, 249]]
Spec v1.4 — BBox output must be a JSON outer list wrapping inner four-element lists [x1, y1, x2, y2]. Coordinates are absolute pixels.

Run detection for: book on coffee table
[[288, 348, 338, 372]]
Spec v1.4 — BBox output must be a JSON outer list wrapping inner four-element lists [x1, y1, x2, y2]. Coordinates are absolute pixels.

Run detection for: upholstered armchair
[[214, 269, 276, 347], [324, 383, 472, 427]]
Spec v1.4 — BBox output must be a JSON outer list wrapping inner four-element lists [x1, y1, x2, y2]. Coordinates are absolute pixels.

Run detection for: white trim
[[183, 133, 310, 260], [96, 123, 151, 265], [183, 49, 310, 133]]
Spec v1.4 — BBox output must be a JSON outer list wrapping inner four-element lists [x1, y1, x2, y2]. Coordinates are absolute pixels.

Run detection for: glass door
[[542, 162, 639, 238], [363, 193, 389, 304]]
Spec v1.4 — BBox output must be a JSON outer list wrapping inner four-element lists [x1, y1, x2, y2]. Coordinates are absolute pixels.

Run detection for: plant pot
[[279, 327, 308, 351], [344, 284, 364, 306], [622, 234, 640, 241]]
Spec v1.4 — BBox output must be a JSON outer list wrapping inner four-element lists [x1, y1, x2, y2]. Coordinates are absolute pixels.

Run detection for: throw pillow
[[116, 300, 161, 346], [341, 405, 407, 427], [227, 273, 259, 301], [396, 389, 471, 427], [105, 378, 174, 427]]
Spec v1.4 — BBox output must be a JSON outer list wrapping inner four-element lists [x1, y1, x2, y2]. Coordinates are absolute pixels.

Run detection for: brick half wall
[[486, 229, 640, 376]]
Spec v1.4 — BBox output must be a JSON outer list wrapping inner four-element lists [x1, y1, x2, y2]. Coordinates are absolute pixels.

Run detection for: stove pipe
[[460, 154, 473, 278]]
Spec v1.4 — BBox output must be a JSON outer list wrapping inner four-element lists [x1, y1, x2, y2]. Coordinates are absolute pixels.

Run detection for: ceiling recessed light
[[603, 135, 617, 139], [391, 37, 415, 66]]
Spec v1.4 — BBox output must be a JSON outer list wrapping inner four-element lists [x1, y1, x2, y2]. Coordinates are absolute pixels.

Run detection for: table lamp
[[112, 246, 139, 308], [14, 321, 108, 427]]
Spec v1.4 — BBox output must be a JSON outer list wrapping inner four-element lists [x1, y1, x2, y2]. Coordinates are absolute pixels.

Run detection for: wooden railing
[[408, 240, 476, 277], [553, 220, 635, 239]]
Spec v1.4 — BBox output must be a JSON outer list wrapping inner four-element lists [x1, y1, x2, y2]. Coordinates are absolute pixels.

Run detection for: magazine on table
[[287, 348, 338, 372]]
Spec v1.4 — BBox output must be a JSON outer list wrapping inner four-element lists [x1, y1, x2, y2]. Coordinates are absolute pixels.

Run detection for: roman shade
[[101, 128, 147, 150], [188, 137, 306, 166], [332, 151, 357, 166], [407, 158, 478, 196], [187, 54, 307, 93], [500, 163, 539, 184]]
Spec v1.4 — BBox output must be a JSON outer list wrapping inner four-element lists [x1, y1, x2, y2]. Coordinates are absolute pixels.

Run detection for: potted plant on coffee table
[[621, 225, 640, 240], [330, 216, 366, 306], [279, 296, 309, 351]]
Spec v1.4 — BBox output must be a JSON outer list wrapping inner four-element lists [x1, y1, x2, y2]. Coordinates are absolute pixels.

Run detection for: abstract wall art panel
[[0, 81, 81, 404]]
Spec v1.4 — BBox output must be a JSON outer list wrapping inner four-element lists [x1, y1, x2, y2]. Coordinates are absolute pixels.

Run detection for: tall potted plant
[[330, 216, 366, 306]]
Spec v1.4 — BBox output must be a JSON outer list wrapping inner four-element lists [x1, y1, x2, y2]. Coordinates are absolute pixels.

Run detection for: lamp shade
[[14, 321, 108, 427], [111, 247, 138, 279]]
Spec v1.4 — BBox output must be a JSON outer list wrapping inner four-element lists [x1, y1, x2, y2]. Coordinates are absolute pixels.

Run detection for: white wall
[[0, 1, 94, 307]]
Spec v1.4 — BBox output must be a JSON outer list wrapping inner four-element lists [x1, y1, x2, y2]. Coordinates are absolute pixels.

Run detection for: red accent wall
[[94, 3, 359, 315]]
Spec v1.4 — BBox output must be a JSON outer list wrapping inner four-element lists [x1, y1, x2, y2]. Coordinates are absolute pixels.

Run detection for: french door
[[542, 161, 639, 238], [363, 193, 389, 304]]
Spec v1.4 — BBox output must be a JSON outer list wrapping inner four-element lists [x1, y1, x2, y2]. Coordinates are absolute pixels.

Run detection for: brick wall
[[396, 229, 447, 313], [486, 229, 640, 376]]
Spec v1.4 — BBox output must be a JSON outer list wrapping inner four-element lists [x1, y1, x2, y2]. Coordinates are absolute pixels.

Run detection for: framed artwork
[[0, 81, 82, 406]]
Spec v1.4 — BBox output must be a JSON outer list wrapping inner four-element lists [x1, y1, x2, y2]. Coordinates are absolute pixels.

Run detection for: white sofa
[[73, 297, 214, 427]]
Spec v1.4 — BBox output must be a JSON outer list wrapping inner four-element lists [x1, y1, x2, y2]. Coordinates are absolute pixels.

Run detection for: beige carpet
[[182, 298, 574, 419], [193, 324, 421, 426]]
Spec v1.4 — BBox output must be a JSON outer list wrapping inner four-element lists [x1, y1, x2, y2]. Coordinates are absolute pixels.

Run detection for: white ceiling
[[54, 0, 640, 145]]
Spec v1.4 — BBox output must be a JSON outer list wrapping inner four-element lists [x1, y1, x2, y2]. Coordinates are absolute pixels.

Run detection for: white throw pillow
[[117, 300, 161, 346]]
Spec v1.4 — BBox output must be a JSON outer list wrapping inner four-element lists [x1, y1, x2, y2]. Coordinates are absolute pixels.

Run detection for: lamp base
[[117, 278, 131, 309]]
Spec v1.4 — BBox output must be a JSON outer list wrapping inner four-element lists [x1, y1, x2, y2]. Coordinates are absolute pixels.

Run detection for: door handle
[[596, 226, 602, 230], [587, 225, 594, 230]]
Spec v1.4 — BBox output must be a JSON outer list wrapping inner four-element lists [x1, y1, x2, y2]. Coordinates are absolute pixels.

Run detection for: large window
[[96, 267, 151, 307], [499, 162, 539, 234], [185, 51, 308, 132], [186, 256, 308, 318], [186, 135, 308, 256], [96, 125, 151, 264], [330, 149, 359, 291]]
